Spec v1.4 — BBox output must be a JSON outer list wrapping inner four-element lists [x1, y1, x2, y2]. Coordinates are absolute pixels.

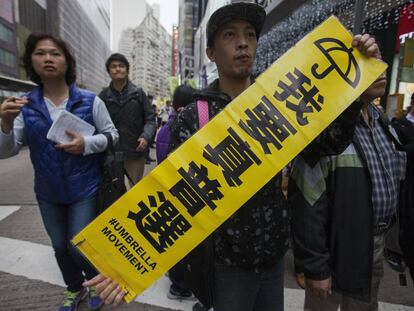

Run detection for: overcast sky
[[147, 0, 179, 33]]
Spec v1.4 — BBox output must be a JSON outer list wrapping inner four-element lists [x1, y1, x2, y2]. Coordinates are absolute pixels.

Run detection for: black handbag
[[97, 133, 127, 213]]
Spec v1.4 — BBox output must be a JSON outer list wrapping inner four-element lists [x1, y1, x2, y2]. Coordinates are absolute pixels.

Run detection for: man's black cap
[[206, 1, 266, 47]]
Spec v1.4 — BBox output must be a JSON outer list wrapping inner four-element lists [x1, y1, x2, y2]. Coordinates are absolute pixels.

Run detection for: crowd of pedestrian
[[0, 1, 413, 311]]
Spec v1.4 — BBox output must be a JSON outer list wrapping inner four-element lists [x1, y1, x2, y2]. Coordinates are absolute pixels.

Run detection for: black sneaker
[[167, 285, 195, 301], [192, 302, 208, 311], [384, 249, 406, 273]]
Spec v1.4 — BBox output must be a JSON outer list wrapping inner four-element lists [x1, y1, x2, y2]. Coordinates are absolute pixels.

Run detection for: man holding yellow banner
[[82, 1, 385, 311], [169, 4, 383, 311]]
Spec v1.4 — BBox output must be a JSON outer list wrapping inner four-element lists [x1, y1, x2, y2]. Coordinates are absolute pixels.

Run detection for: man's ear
[[206, 46, 215, 62]]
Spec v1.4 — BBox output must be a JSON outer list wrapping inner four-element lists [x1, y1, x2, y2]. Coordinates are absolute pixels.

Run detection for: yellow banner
[[73, 16, 387, 302]]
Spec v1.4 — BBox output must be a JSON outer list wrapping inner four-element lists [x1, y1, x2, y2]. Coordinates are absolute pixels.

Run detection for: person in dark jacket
[[99, 53, 156, 187], [391, 93, 414, 282], [84, 2, 383, 309], [289, 74, 406, 310], [0, 33, 118, 311]]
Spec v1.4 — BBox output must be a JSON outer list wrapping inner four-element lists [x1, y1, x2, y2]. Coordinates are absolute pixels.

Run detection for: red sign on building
[[395, 3, 414, 52], [172, 26, 179, 76]]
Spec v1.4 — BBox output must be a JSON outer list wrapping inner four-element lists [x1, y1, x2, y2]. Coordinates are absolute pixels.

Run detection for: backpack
[[156, 115, 175, 164], [156, 100, 210, 164], [97, 133, 127, 213]]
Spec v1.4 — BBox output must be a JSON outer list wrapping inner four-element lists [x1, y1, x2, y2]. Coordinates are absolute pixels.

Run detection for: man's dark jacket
[[168, 79, 363, 307], [289, 110, 406, 301], [392, 116, 414, 282], [99, 81, 156, 159]]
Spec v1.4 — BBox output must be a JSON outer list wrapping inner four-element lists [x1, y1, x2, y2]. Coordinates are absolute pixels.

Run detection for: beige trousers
[[124, 157, 146, 189], [304, 234, 385, 311]]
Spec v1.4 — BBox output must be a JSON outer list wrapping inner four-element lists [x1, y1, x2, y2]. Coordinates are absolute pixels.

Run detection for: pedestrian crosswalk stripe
[[0, 205, 20, 221]]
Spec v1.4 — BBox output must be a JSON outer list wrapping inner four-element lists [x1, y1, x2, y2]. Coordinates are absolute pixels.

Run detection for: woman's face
[[31, 39, 67, 82]]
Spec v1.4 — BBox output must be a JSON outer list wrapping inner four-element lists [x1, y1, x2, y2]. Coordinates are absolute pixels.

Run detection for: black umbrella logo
[[311, 38, 360, 88]]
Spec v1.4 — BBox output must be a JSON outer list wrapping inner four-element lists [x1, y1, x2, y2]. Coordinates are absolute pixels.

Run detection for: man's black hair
[[105, 53, 130, 72]]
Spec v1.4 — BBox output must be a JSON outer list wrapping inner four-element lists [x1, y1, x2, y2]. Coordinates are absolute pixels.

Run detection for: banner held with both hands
[[73, 16, 387, 302]]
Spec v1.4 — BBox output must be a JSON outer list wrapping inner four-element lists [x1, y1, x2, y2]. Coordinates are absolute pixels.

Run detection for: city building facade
[[178, 0, 207, 84], [1, 0, 111, 95], [0, 0, 18, 79], [46, 0, 111, 93], [118, 28, 135, 66], [123, 4, 172, 99]]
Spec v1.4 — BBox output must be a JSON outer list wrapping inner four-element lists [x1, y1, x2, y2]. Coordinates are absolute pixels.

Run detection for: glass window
[[0, 23, 13, 44], [0, 48, 15, 67]]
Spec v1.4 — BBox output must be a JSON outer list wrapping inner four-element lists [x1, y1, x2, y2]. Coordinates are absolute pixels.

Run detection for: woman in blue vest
[[0, 33, 118, 311]]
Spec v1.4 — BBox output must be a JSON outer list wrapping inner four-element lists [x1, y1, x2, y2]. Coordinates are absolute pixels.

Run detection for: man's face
[[108, 60, 128, 81], [206, 20, 257, 80]]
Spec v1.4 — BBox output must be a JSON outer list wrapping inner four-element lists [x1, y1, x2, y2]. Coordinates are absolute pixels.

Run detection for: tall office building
[[46, 0, 111, 92], [118, 28, 135, 65], [111, 0, 146, 52], [1, 0, 110, 96], [124, 4, 172, 99], [0, 0, 18, 79]]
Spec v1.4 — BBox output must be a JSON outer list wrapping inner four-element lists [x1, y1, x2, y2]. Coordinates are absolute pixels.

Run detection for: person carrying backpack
[[156, 85, 196, 164]]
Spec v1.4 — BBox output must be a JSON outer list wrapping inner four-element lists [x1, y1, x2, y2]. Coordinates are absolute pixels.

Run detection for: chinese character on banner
[[239, 95, 297, 154], [203, 127, 262, 187], [274, 68, 324, 126], [127, 192, 192, 253], [170, 161, 223, 217]]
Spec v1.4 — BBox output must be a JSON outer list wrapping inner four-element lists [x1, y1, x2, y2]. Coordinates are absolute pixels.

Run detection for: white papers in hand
[[46, 110, 95, 144]]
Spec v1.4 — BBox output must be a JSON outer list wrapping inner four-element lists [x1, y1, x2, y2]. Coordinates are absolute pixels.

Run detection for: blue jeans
[[37, 196, 98, 291], [213, 258, 285, 311]]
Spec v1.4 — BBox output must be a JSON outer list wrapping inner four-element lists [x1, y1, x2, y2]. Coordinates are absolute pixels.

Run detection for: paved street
[[0, 147, 413, 311]]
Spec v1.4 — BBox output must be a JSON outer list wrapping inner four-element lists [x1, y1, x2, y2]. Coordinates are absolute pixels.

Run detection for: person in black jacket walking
[[99, 53, 156, 187]]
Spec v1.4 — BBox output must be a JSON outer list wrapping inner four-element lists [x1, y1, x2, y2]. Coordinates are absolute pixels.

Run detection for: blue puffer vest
[[22, 83, 102, 204]]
